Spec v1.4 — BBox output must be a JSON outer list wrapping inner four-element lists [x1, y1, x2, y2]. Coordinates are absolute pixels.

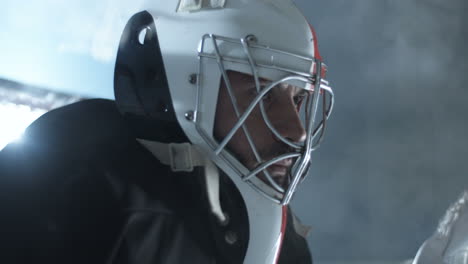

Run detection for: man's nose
[[270, 97, 306, 144]]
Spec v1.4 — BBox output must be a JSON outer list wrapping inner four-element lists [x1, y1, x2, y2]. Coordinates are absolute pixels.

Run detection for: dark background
[[291, 0, 468, 261]]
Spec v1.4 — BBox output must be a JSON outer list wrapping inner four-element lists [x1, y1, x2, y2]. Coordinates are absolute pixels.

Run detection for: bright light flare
[[0, 102, 46, 150]]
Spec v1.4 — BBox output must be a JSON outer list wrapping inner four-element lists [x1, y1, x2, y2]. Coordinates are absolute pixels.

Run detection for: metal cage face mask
[[194, 34, 334, 205]]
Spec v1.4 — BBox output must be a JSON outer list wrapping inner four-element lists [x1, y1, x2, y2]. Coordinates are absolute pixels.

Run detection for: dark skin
[[213, 71, 307, 187]]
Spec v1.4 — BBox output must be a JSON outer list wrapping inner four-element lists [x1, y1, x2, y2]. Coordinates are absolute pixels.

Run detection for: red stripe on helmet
[[308, 24, 327, 79], [309, 24, 322, 61], [274, 206, 288, 264]]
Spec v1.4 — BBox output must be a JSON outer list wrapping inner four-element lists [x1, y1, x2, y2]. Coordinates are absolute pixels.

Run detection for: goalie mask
[[114, 0, 334, 263]]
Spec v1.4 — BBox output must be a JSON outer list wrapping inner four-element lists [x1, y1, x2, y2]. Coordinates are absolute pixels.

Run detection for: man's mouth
[[266, 158, 293, 177], [250, 156, 294, 188]]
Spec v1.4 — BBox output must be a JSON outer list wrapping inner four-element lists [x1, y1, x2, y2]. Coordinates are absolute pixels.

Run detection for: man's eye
[[293, 94, 306, 106]]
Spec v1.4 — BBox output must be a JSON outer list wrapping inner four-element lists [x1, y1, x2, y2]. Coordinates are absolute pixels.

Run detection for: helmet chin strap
[[137, 139, 227, 224]]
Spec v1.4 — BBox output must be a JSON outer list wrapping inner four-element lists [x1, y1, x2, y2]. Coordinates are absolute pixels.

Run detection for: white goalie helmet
[[115, 0, 333, 262], [139, 0, 333, 203]]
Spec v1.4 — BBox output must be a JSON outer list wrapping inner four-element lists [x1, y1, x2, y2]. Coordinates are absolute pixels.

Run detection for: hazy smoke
[[292, 0, 468, 261]]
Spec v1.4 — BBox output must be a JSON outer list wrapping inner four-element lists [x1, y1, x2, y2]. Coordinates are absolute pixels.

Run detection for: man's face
[[213, 70, 307, 188]]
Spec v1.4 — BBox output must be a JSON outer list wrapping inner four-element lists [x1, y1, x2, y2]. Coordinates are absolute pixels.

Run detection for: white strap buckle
[[137, 139, 205, 172], [169, 143, 194, 172]]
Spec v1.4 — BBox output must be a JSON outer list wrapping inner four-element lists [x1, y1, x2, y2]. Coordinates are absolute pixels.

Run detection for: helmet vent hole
[[245, 34, 258, 44], [138, 26, 151, 45]]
